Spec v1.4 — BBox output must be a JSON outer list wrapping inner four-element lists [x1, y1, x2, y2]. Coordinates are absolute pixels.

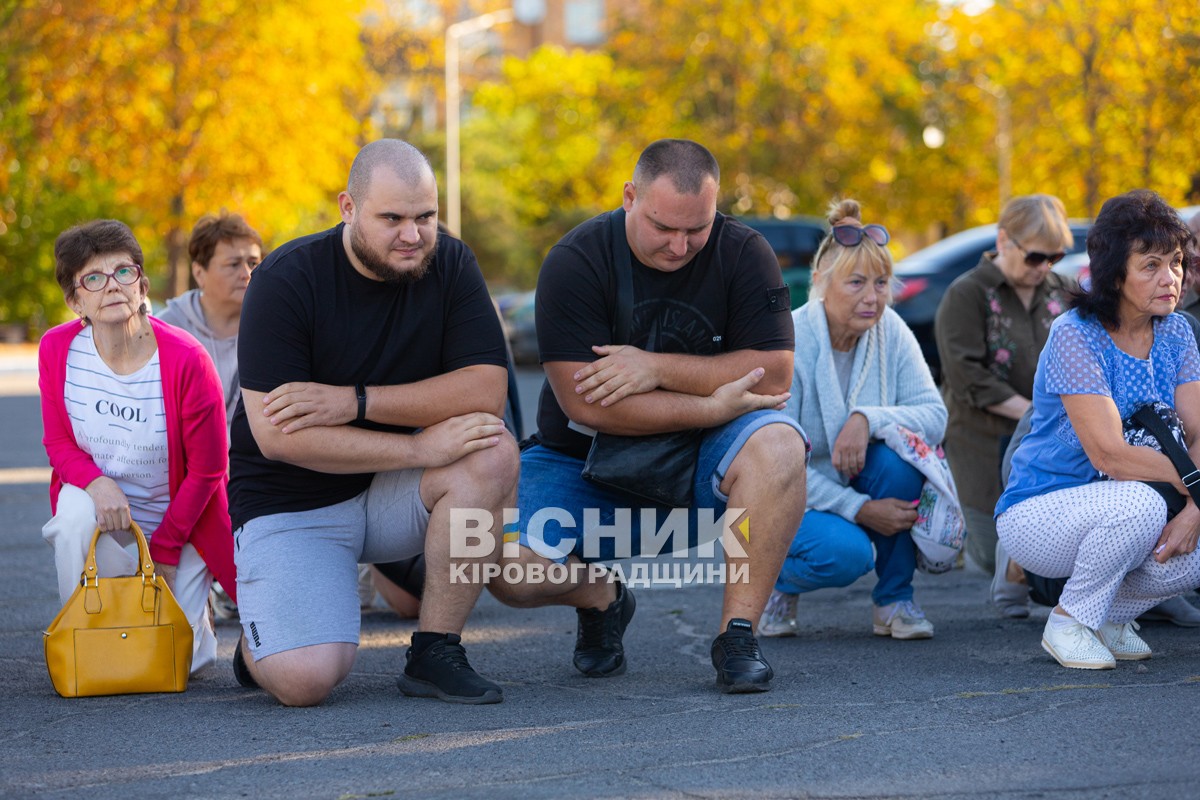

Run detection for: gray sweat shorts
[[234, 468, 429, 659]]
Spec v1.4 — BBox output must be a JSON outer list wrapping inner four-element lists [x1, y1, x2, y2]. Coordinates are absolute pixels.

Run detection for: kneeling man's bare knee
[[736, 425, 808, 484], [488, 549, 563, 608], [255, 644, 355, 707], [471, 435, 520, 487]]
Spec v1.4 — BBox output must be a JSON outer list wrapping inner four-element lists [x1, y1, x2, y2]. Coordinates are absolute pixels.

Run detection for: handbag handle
[[1130, 404, 1200, 506], [80, 520, 156, 588]]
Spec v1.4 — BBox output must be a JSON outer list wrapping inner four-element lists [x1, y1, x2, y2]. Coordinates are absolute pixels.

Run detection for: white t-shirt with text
[[64, 327, 170, 537]]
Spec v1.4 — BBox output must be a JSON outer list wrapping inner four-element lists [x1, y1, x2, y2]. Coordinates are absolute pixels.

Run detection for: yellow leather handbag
[[43, 522, 193, 697]]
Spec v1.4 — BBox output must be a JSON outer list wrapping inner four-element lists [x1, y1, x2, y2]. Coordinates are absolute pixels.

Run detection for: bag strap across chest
[[608, 208, 633, 346]]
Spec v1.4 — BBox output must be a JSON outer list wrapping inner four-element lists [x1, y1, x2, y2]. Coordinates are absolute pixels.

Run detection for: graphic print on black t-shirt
[[631, 297, 723, 356]]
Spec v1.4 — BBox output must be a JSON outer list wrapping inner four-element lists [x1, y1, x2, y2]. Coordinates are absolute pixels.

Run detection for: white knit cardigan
[[786, 300, 948, 522]]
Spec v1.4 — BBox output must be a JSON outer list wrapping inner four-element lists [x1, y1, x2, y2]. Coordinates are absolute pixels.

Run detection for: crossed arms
[[243, 363, 509, 474], [546, 344, 793, 435]]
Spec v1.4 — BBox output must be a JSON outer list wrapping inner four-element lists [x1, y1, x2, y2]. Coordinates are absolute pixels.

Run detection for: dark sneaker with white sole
[[574, 581, 637, 677], [711, 618, 773, 693], [396, 634, 503, 704]]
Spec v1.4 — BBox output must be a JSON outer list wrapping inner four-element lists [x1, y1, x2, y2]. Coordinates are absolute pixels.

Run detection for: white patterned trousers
[[997, 480, 1200, 627]]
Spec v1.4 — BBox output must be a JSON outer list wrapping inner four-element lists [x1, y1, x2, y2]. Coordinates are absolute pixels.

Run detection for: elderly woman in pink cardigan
[[39, 219, 235, 674]]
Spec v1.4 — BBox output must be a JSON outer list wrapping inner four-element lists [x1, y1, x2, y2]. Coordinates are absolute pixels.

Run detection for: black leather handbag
[[580, 209, 702, 508]]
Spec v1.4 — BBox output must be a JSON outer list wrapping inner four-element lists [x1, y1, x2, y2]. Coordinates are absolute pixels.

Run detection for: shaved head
[[632, 139, 720, 195], [346, 139, 435, 200]]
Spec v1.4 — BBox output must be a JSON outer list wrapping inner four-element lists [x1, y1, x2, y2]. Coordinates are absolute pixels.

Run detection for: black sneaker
[[396, 634, 503, 705], [232, 633, 259, 690], [711, 618, 773, 693], [573, 581, 636, 677]]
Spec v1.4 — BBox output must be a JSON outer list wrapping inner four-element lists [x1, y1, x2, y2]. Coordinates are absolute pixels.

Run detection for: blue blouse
[[996, 309, 1200, 516]]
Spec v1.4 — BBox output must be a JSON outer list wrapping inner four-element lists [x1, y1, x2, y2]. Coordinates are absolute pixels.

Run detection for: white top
[[831, 348, 854, 398], [64, 327, 170, 536]]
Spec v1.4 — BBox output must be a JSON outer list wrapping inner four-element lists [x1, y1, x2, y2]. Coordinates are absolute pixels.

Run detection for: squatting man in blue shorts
[[489, 139, 810, 692], [227, 139, 517, 706]]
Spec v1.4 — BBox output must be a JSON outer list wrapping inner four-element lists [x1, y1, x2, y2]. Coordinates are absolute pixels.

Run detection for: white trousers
[[997, 480, 1200, 627], [41, 484, 217, 673]]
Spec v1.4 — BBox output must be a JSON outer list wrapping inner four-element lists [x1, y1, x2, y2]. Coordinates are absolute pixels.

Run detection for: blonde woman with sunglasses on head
[[38, 219, 235, 676], [760, 199, 947, 641]]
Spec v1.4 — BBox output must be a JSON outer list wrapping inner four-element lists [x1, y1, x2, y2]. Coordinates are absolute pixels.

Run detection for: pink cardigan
[[39, 317, 236, 601]]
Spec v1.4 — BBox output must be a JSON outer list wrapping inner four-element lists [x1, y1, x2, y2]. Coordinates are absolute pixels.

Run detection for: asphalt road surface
[[3, 366, 1199, 799]]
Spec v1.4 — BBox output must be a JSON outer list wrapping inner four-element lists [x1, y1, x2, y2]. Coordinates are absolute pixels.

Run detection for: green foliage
[[4, 0, 371, 325], [460, 46, 643, 285], [457, 0, 1200, 265], [0, 169, 123, 332]]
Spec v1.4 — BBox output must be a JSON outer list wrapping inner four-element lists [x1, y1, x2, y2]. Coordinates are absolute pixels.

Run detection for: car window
[[739, 218, 828, 270], [893, 228, 997, 275]]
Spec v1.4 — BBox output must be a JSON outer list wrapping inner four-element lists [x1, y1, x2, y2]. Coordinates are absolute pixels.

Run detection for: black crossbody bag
[[1126, 403, 1200, 511], [579, 209, 704, 508]]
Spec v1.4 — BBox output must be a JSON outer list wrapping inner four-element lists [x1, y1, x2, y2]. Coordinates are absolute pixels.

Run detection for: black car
[[892, 221, 1092, 381], [739, 216, 828, 309]]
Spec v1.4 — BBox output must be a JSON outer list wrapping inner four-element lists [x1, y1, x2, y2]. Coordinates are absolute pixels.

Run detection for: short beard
[[349, 223, 435, 286]]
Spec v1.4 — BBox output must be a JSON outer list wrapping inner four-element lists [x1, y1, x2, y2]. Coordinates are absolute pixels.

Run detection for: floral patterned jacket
[[933, 253, 1074, 510]]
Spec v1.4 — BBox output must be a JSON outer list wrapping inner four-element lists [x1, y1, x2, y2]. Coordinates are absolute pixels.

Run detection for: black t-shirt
[[534, 210, 793, 460], [229, 224, 507, 529]]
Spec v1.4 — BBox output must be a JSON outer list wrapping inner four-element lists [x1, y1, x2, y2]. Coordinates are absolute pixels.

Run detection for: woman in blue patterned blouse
[[997, 190, 1200, 670]]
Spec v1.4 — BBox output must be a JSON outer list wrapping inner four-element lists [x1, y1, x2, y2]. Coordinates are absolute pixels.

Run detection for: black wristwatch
[[355, 383, 367, 423]]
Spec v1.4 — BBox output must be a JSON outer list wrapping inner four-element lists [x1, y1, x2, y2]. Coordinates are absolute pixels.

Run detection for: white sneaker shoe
[[873, 600, 934, 639], [357, 564, 378, 609], [758, 591, 798, 638], [991, 540, 1030, 619], [1041, 615, 1115, 669], [1094, 620, 1152, 661]]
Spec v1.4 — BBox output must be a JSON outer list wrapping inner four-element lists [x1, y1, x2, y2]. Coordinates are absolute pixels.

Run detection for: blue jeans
[[517, 410, 806, 563], [775, 442, 924, 606]]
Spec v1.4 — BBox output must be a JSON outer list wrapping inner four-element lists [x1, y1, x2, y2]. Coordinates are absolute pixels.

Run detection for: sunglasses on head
[[831, 224, 890, 248], [1010, 236, 1066, 267]]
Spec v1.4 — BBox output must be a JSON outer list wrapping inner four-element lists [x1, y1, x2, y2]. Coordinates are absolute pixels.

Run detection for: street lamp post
[[975, 76, 1012, 209], [445, 9, 514, 237]]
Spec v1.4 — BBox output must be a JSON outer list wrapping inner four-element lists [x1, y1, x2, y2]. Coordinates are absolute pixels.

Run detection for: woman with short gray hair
[[935, 194, 1075, 616]]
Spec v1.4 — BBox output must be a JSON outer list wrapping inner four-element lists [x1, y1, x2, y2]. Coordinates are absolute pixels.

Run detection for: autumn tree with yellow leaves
[[462, 0, 1200, 271], [461, 46, 644, 284], [2, 0, 372, 328], [938, 0, 1200, 218], [4, 0, 1200, 326]]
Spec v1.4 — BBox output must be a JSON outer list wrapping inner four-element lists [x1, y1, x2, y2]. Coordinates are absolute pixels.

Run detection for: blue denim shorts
[[517, 410, 806, 563]]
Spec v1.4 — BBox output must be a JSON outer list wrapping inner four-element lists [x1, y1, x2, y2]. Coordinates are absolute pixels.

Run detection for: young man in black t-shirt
[[490, 139, 810, 693], [228, 139, 517, 706]]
